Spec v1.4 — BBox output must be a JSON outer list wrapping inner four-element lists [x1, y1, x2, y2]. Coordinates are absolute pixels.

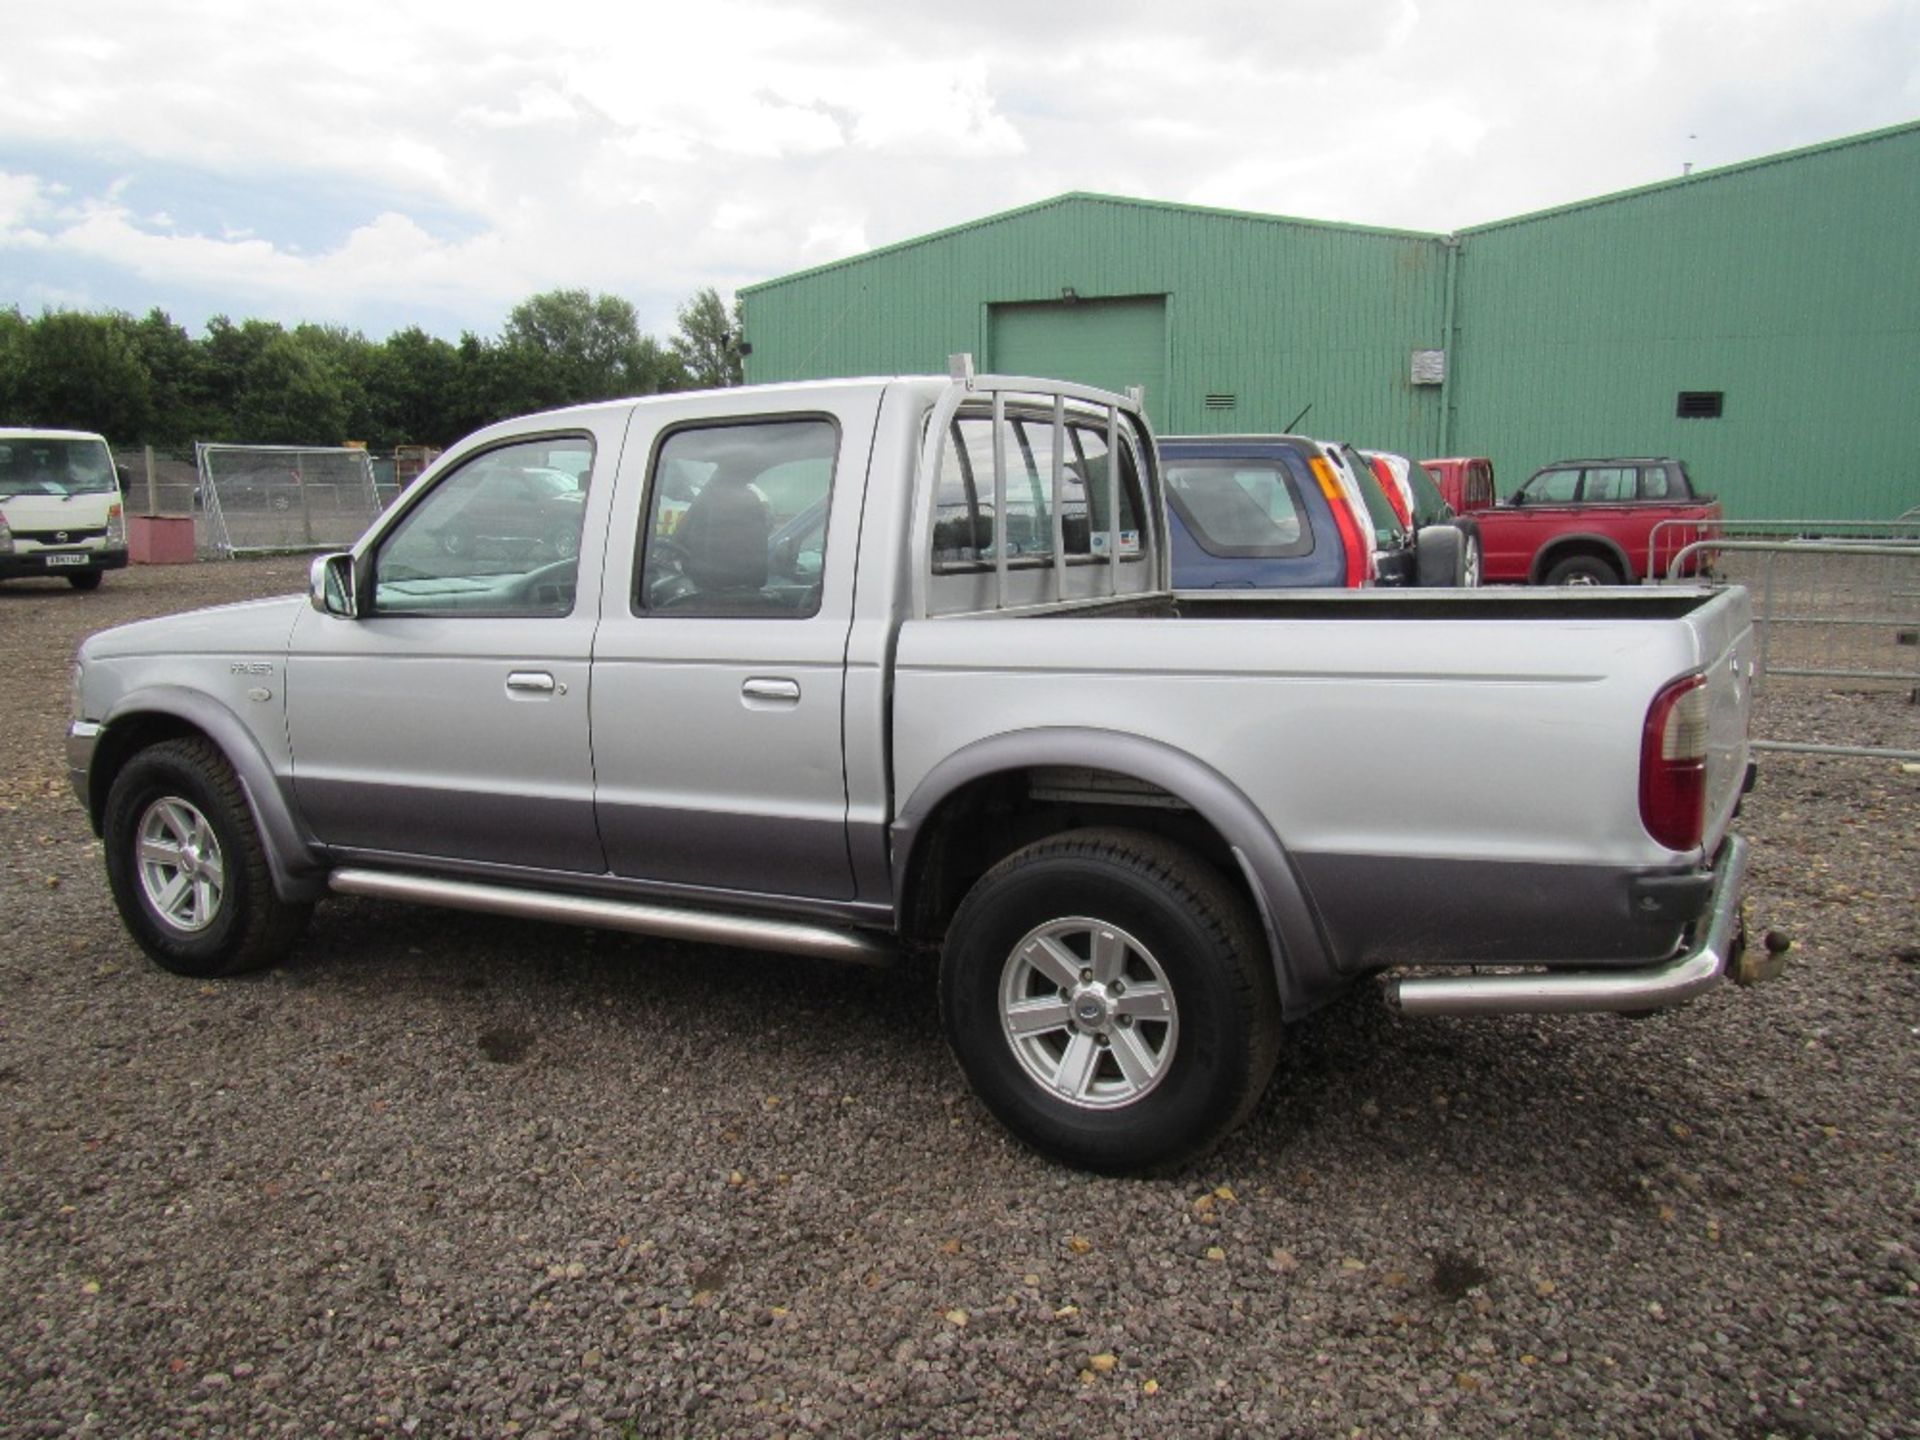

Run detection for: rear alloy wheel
[[940, 828, 1281, 1173], [1462, 536, 1483, 587], [103, 737, 310, 977]]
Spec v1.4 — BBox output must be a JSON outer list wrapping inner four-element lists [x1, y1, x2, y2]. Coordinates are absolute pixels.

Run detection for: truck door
[[589, 400, 872, 901], [286, 429, 610, 873]]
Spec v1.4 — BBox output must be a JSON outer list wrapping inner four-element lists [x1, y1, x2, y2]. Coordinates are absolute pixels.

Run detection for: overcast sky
[[3, 0, 1916, 344]]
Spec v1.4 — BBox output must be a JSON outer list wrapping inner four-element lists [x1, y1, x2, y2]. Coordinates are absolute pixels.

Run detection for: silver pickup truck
[[68, 365, 1772, 1171]]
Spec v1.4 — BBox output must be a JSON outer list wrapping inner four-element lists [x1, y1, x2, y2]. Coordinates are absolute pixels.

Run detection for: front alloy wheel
[[103, 737, 310, 977], [136, 796, 226, 932]]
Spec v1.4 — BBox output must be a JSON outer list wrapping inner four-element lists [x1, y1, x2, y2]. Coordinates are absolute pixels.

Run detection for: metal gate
[[195, 443, 383, 556], [1666, 537, 1920, 762]]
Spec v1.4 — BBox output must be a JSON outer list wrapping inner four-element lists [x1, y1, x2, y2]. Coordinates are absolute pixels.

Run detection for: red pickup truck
[[1423, 456, 1720, 585]]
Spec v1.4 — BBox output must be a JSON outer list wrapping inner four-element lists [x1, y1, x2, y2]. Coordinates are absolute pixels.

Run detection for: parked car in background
[[0, 428, 129, 591], [1421, 454, 1721, 585], [427, 461, 586, 560], [1424, 456, 1497, 516], [1363, 450, 1481, 587], [1160, 436, 1367, 588], [1163, 437, 1469, 589]]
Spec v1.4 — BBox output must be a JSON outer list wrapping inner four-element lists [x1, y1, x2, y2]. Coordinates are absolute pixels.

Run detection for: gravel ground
[[2, 560, 1915, 1439]]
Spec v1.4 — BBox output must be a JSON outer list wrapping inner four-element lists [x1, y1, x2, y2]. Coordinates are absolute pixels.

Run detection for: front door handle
[[507, 671, 559, 695], [741, 677, 801, 704]]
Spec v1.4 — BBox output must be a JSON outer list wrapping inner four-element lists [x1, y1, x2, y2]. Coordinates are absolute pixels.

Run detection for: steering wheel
[[507, 557, 579, 613], [644, 536, 699, 609]]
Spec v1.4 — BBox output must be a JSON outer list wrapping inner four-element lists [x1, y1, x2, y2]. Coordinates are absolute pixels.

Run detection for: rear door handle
[[741, 677, 801, 704], [506, 671, 559, 695]]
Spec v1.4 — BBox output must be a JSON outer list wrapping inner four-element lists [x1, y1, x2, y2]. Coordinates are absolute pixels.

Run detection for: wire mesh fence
[[195, 444, 384, 556]]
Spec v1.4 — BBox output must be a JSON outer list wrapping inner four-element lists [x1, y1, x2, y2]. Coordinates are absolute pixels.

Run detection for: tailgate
[[1691, 585, 1756, 851]]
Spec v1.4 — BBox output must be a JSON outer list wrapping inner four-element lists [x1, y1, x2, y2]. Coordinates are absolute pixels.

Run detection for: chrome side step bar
[[1388, 836, 1754, 1017], [329, 868, 893, 967]]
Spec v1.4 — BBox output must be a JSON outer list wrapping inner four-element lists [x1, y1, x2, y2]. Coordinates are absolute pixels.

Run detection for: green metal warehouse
[[740, 120, 1920, 521]]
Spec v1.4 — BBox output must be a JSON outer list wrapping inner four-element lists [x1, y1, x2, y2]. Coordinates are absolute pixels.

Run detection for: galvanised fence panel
[[1667, 538, 1920, 762]]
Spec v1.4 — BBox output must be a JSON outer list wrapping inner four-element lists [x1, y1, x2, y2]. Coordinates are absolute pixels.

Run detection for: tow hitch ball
[[1732, 912, 1791, 986]]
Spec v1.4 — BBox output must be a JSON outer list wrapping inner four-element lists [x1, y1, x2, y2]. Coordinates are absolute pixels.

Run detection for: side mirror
[[1507, 491, 1526, 506], [310, 552, 357, 616]]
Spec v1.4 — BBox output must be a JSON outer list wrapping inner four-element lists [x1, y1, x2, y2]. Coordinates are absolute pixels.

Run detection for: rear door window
[[1582, 466, 1635, 502], [637, 418, 838, 617]]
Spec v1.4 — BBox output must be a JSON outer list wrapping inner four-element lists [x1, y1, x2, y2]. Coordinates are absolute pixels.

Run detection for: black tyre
[[1543, 553, 1621, 586], [67, 571, 103, 591], [939, 828, 1281, 1174], [102, 738, 311, 977]]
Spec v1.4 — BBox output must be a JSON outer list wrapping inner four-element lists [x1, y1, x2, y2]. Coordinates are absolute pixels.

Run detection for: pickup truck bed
[[68, 368, 1767, 1172]]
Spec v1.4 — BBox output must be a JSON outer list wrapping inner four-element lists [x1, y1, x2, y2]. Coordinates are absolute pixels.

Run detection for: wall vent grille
[[1203, 393, 1237, 410], [1677, 390, 1725, 419]]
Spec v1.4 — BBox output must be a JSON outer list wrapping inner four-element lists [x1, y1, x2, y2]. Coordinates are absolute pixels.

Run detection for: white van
[[0, 429, 130, 590]]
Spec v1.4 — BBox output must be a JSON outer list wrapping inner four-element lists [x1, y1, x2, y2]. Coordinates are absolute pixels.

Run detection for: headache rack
[[911, 355, 1165, 618]]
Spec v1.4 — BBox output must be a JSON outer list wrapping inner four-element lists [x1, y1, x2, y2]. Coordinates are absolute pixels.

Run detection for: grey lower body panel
[[1388, 835, 1755, 1016], [1293, 848, 1712, 975]]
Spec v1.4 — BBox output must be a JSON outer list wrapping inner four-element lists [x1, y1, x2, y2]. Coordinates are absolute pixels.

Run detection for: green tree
[[368, 326, 466, 448], [670, 287, 744, 388], [290, 324, 381, 445], [232, 331, 348, 444], [16, 310, 154, 440], [500, 288, 682, 409], [0, 307, 28, 419], [126, 309, 205, 446], [197, 316, 286, 441]]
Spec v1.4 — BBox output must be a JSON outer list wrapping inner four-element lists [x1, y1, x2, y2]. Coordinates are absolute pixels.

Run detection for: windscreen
[[0, 437, 116, 498]]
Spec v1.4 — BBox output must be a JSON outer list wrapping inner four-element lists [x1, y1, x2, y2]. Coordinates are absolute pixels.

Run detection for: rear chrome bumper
[[1389, 834, 1758, 1017]]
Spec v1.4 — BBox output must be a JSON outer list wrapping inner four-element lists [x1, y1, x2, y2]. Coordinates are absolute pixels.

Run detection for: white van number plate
[[45, 553, 89, 567]]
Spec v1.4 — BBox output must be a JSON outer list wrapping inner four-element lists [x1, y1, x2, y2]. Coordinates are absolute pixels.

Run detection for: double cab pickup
[[69, 367, 1770, 1171]]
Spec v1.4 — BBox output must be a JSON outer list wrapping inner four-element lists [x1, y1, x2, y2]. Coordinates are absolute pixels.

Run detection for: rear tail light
[[1641, 673, 1709, 850], [1368, 455, 1412, 528], [1309, 457, 1371, 588]]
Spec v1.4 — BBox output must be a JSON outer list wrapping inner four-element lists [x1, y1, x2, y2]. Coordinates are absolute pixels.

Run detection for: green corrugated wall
[[1448, 123, 1920, 519], [741, 196, 1449, 456], [741, 122, 1920, 522]]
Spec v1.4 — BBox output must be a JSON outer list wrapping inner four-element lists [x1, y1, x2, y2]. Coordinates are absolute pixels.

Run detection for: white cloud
[[0, 173, 54, 235]]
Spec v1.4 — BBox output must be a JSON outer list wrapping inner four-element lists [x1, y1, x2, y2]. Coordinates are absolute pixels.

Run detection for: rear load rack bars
[[909, 355, 1159, 618]]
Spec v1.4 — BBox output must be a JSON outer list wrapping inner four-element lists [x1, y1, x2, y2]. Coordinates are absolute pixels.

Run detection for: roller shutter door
[[988, 296, 1167, 422]]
